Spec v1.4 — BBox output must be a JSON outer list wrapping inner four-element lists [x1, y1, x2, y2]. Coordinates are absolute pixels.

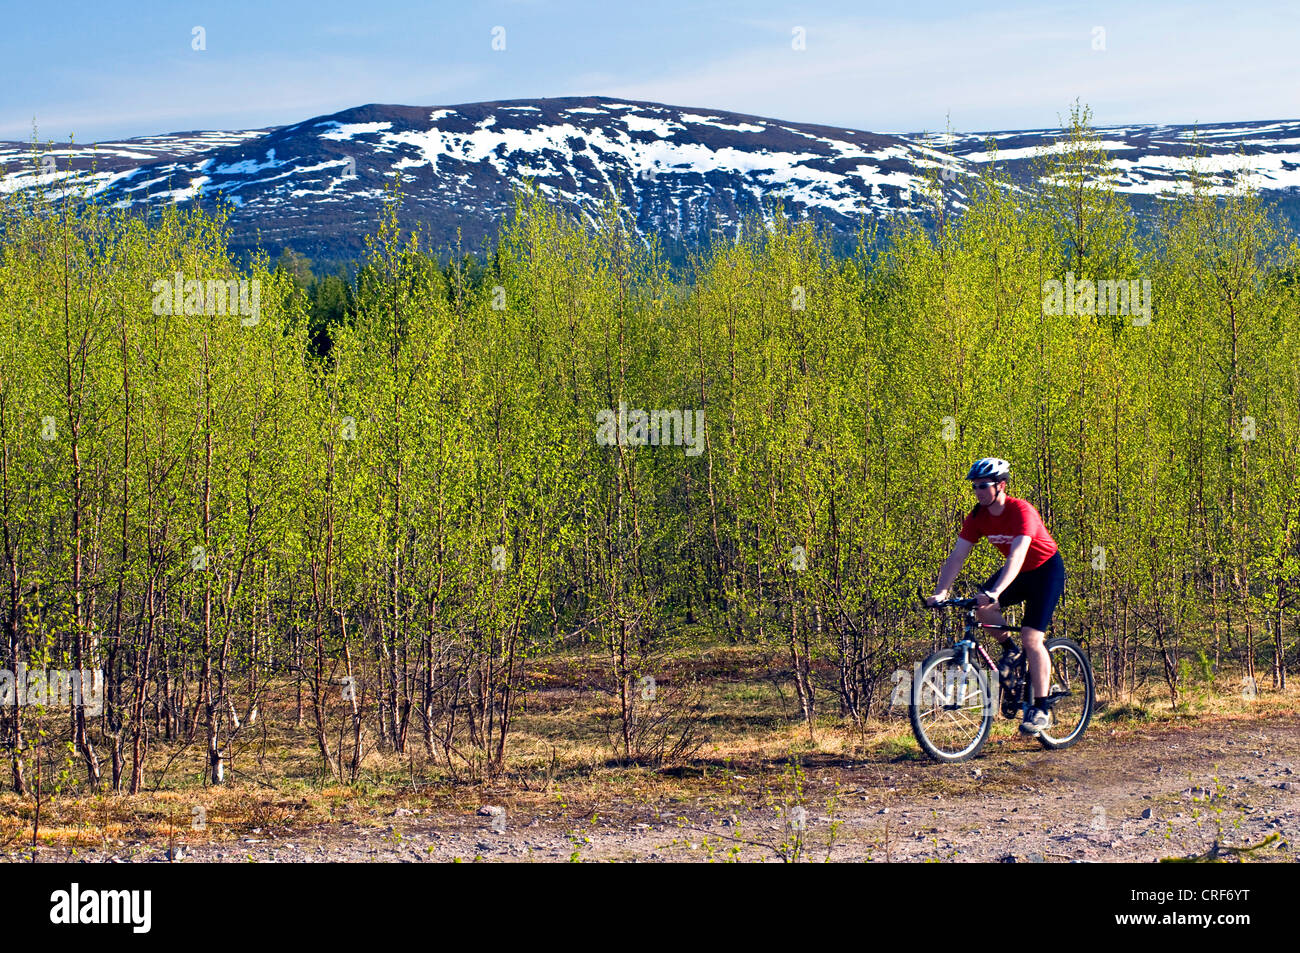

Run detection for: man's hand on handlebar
[[925, 590, 948, 608], [974, 590, 999, 608]]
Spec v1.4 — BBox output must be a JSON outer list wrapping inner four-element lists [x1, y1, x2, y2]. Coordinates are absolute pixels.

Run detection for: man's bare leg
[[1020, 625, 1049, 700], [975, 605, 1012, 644]]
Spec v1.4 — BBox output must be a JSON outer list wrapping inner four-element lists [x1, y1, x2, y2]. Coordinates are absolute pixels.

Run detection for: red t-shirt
[[958, 496, 1058, 571]]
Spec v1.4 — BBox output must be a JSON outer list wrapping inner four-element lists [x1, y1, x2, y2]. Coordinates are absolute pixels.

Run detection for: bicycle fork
[[958, 639, 1003, 708]]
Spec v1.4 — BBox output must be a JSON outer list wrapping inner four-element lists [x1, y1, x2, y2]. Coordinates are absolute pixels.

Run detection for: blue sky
[[3, 0, 1297, 142]]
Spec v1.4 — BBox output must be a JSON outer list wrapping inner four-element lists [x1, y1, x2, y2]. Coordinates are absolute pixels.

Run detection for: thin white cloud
[[592, 6, 1300, 132]]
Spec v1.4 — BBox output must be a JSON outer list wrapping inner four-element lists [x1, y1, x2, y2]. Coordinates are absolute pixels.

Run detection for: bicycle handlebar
[[915, 584, 978, 609]]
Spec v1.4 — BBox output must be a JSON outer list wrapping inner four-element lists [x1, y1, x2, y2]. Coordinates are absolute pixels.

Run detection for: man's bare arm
[[985, 535, 1032, 599], [931, 536, 974, 600]]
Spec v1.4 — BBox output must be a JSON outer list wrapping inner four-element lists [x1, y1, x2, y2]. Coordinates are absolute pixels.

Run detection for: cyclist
[[925, 457, 1067, 736]]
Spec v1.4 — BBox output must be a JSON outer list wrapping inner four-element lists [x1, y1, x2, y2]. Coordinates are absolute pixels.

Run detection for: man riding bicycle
[[925, 458, 1067, 736]]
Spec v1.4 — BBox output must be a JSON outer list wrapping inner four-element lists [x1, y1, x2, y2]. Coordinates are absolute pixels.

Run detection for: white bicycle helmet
[[965, 457, 1011, 482]]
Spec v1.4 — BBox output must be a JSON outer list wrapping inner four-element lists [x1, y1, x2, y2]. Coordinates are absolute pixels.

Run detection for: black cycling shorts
[[982, 550, 1066, 632]]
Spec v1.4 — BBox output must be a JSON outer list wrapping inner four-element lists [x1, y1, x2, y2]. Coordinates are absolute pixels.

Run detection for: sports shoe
[[1019, 706, 1051, 736], [997, 643, 1023, 680]]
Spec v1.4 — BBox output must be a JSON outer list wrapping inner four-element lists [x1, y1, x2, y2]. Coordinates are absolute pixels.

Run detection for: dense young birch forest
[[1, 108, 1297, 796]]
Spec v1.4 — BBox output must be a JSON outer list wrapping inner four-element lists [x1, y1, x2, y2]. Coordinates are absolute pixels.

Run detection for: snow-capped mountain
[[3, 97, 1298, 268]]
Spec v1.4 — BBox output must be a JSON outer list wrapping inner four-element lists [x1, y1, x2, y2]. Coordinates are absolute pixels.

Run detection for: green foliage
[[0, 102, 1297, 794]]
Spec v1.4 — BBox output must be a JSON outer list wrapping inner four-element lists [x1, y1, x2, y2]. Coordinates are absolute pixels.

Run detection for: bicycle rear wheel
[[1037, 637, 1094, 750], [908, 649, 993, 763]]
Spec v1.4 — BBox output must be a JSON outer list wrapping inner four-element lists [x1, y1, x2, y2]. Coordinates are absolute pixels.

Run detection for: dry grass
[[1, 641, 1295, 850]]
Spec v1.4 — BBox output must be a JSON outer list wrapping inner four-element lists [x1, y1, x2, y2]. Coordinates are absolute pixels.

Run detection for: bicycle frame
[[928, 595, 1026, 711], [940, 597, 1018, 663]]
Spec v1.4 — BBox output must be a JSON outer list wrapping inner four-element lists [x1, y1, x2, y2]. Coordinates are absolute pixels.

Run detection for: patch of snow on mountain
[[779, 125, 834, 141], [623, 114, 684, 137], [960, 139, 1138, 163], [1184, 123, 1291, 139], [845, 161, 926, 191], [158, 175, 211, 202], [762, 164, 876, 214], [76, 147, 158, 160], [1241, 137, 1300, 147], [679, 113, 766, 132], [103, 130, 268, 157], [1101, 150, 1300, 192], [212, 149, 287, 175], [319, 122, 393, 140]]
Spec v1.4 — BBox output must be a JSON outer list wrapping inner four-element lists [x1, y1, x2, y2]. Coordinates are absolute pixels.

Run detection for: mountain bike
[[908, 593, 1094, 763]]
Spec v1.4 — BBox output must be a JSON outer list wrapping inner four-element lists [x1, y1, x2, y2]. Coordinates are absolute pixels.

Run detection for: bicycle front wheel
[[908, 649, 993, 763], [1037, 637, 1094, 750]]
